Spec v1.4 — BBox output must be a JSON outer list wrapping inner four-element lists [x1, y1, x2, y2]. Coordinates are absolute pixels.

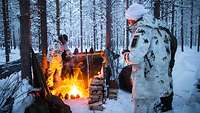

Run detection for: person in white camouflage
[[124, 3, 173, 113]]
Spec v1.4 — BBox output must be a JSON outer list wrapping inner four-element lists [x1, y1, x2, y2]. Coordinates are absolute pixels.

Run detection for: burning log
[[65, 93, 69, 100], [47, 51, 104, 100], [70, 95, 76, 99]]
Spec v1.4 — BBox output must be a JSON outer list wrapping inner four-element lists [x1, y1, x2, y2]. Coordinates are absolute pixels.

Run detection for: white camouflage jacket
[[129, 14, 172, 99]]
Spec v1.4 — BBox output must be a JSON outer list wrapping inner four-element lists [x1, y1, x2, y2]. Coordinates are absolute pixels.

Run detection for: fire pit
[[47, 51, 104, 100]]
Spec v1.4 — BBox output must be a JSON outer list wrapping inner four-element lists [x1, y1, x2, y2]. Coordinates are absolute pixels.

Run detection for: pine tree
[[38, 0, 48, 75], [154, 0, 160, 19], [2, 0, 11, 63], [56, 0, 60, 36], [106, 0, 112, 49], [19, 0, 32, 80], [80, 0, 83, 52]]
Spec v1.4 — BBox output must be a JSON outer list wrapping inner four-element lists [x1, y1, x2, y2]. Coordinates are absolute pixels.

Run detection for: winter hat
[[126, 3, 148, 20]]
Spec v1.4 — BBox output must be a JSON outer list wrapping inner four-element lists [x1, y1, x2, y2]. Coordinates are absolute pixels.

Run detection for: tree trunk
[[154, 0, 160, 19], [100, 19, 103, 50], [93, 0, 96, 50], [100, 0, 104, 50], [106, 0, 112, 49], [69, 2, 72, 48], [56, 0, 60, 36], [125, 0, 129, 50], [2, 0, 11, 63], [80, 0, 83, 52], [171, 0, 175, 35], [198, 14, 200, 52], [13, 30, 16, 49], [39, 0, 48, 75], [181, 0, 184, 52], [198, 24, 200, 52], [190, 0, 193, 49], [19, 0, 32, 81]]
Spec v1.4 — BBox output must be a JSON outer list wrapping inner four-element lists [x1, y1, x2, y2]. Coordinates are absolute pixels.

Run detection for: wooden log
[[88, 99, 99, 104], [109, 80, 119, 89], [89, 90, 103, 95], [88, 101, 103, 106], [93, 76, 104, 80], [109, 89, 118, 93], [89, 95, 103, 99], [89, 105, 104, 111], [88, 98, 99, 103], [91, 79, 104, 84], [89, 86, 103, 91]]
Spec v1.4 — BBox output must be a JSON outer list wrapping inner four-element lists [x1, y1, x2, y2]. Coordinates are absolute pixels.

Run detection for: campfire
[[47, 51, 104, 100]]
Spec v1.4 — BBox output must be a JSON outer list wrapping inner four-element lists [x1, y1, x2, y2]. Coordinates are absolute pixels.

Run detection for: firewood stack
[[88, 76, 106, 111], [108, 80, 118, 100]]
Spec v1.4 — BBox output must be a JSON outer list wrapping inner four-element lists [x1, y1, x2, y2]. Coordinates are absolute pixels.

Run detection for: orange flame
[[47, 54, 88, 100]]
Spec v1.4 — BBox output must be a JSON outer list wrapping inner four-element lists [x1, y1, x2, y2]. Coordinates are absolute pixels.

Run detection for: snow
[[172, 47, 200, 113], [0, 46, 200, 113], [0, 48, 20, 65], [0, 71, 34, 113], [64, 46, 200, 113], [12, 78, 34, 113], [64, 90, 133, 113]]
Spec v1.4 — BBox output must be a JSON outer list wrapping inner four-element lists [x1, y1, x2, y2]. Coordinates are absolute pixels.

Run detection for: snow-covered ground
[[65, 90, 133, 113], [0, 48, 20, 65], [172, 47, 200, 113], [0, 46, 200, 113], [64, 46, 200, 113]]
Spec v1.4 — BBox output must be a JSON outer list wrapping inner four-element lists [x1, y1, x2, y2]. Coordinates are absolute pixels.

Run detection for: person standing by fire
[[58, 34, 74, 79], [124, 3, 173, 113]]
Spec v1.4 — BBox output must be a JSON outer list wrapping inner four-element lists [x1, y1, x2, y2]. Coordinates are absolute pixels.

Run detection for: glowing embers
[[47, 51, 104, 100], [49, 76, 89, 100], [47, 55, 88, 100], [69, 85, 81, 99]]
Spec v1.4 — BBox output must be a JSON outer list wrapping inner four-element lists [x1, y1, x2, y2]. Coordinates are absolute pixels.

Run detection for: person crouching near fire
[[124, 3, 173, 113], [58, 34, 74, 80]]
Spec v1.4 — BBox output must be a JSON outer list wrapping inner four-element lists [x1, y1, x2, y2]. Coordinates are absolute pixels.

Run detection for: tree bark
[[93, 0, 96, 50], [171, 0, 175, 35], [19, 0, 32, 81], [190, 0, 193, 49], [56, 0, 60, 36], [2, 0, 11, 63], [100, 18, 103, 50], [100, 0, 104, 50], [198, 14, 200, 52], [154, 0, 160, 19], [106, 0, 112, 49], [125, 0, 129, 50], [198, 24, 200, 52], [13, 30, 16, 49], [38, 0, 48, 75], [69, 2, 72, 48], [80, 0, 83, 52], [181, 0, 184, 52]]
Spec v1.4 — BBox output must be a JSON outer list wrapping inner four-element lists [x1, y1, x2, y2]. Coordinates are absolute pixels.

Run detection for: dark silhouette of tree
[[181, 0, 184, 52], [198, 14, 200, 52], [190, 0, 193, 49], [154, 0, 160, 19], [56, 0, 60, 36], [38, 0, 48, 75], [2, 0, 11, 63], [80, 0, 83, 52], [93, 0, 96, 50], [106, 0, 112, 49], [19, 0, 32, 80]]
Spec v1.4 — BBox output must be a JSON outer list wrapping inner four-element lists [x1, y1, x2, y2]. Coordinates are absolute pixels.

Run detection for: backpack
[[159, 26, 177, 69]]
